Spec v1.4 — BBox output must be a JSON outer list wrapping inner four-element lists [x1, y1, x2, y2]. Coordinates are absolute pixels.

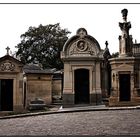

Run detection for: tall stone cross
[[6, 46, 10, 55], [105, 41, 108, 48]]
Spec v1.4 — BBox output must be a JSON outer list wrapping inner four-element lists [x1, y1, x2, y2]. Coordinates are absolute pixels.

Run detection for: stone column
[[90, 64, 96, 104], [131, 72, 135, 99], [13, 78, 16, 111], [93, 62, 102, 105], [63, 63, 74, 105], [104, 68, 108, 96]]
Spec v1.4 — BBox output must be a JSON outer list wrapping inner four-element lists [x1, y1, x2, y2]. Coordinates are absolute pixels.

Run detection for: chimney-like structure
[[119, 9, 133, 57]]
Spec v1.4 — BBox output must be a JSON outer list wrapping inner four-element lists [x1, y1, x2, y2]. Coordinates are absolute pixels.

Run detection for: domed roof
[[61, 28, 102, 60]]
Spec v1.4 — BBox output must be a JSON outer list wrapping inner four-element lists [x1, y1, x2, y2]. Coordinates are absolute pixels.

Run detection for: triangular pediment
[[116, 63, 133, 70], [0, 55, 24, 72]]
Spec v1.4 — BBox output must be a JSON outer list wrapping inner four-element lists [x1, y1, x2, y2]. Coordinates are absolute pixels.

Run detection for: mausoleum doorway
[[119, 74, 131, 101], [0, 53, 24, 112], [74, 69, 89, 104], [61, 28, 107, 106], [0, 79, 13, 111]]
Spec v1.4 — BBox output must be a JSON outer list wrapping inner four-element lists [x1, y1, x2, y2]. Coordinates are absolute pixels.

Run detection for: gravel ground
[[0, 109, 140, 136]]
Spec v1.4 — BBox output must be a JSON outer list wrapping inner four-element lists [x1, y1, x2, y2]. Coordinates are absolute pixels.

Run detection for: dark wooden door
[[74, 69, 89, 104], [0, 79, 13, 111], [119, 74, 130, 101]]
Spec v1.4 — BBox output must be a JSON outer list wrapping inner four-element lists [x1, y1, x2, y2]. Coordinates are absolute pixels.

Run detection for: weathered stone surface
[[0, 55, 24, 111], [0, 110, 140, 136], [109, 9, 140, 107], [61, 28, 108, 106]]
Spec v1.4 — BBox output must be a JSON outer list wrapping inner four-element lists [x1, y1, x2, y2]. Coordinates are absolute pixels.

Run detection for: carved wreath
[[76, 40, 88, 52], [0, 62, 15, 71]]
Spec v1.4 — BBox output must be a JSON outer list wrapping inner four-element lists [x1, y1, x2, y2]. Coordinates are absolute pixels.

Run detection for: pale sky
[[0, 4, 140, 57]]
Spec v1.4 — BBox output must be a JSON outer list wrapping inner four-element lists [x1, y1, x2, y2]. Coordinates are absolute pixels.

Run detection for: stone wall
[[26, 74, 53, 106], [52, 79, 62, 99]]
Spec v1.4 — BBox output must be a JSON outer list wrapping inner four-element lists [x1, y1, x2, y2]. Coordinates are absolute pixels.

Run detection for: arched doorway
[[74, 69, 89, 104]]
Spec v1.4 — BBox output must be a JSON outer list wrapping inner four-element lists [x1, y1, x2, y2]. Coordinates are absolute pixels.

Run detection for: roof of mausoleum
[[0, 55, 24, 65], [61, 28, 104, 60], [23, 64, 54, 74]]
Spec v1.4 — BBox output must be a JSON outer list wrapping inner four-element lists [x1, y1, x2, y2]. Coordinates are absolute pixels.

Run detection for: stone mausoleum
[[0, 49, 62, 112], [61, 28, 110, 106], [109, 9, 140, 106], [1, 8, 140, 112]]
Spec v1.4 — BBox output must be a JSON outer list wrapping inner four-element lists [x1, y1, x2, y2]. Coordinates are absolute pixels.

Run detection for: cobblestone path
[[0, 109, 140, 136]]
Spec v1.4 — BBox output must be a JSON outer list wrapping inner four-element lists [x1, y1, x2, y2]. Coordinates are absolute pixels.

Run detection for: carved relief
[[69, 39, 95, 56], [0, 61, 15, 71], [77, 28, 87, 38], [77, 40, 87, 52], [69, 42, 77, 55]]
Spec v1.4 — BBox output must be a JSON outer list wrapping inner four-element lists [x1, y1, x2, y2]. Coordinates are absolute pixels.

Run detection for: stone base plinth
[[90, 93, 103, 105], [62, 93, 103, 107], [109, 96, 140, 107], [62, 93, 74, 106]]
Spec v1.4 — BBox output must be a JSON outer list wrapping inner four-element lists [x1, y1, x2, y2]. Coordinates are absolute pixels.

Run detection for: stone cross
[[6, 46, 10, 55], [105, 41, 108, 48]]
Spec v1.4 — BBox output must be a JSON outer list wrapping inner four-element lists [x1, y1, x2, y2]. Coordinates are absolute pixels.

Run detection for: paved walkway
[[57, 104, 140, 112], [0, 104, 140, 119], [0, 109, 140, 136]]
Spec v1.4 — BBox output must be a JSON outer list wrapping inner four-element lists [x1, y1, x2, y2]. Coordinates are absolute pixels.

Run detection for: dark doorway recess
[[0, 79, 13, 111], [74, 69, 89, 104], [119, 74, 131, 101]]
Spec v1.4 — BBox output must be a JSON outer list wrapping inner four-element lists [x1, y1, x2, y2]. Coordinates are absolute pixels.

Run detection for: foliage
[[15, 23, 71, 69], [111, 52, 119, 58]]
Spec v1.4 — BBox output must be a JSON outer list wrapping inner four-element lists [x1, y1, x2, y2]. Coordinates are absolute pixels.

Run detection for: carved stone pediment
[[68, 39, 97, 56], [61, 28, 102, 59], [115, 63, 133, 70], [0, 61, 15, 71], [0, 55, 24, 73]]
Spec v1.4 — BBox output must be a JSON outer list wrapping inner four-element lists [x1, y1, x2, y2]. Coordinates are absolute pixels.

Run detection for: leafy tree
[[15, 23, 71, 69], [111, 52, 119, 58]]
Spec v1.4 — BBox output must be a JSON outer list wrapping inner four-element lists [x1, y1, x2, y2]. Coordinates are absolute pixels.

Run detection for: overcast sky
[[0, 4, 140, 57]]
